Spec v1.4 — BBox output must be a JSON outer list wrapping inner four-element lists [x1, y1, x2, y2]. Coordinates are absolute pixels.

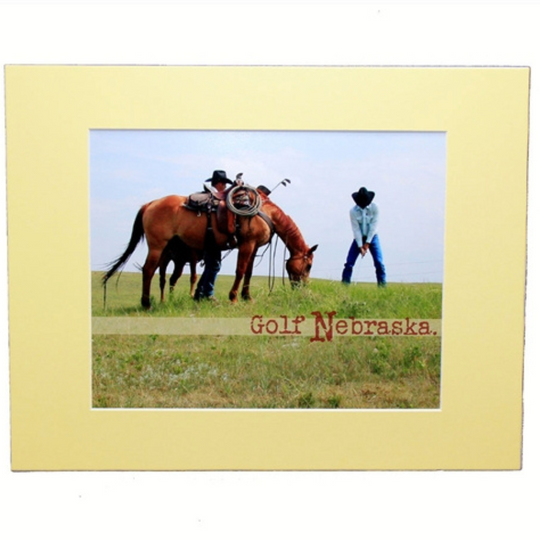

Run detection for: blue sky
[[90, 130, 446, 283]]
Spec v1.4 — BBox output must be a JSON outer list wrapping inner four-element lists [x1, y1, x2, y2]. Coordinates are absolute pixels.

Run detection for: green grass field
[[92, 271, 442, 409]]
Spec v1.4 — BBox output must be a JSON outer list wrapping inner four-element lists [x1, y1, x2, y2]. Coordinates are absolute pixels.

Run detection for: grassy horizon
[[93, 271, 443, 319]]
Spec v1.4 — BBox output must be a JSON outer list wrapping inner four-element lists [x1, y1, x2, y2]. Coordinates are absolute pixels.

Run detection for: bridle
[[286, 252, 312, 282]]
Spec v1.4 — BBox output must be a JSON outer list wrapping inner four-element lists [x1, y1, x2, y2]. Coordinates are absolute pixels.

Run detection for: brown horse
[[103, 189, 317, 308], [158, 236, 201, 300]]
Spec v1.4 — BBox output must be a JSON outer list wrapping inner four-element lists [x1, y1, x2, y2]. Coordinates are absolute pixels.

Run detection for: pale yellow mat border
[[6, 66, 529, 470]]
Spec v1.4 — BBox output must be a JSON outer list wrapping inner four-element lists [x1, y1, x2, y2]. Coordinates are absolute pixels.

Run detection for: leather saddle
[[184, 187, 238, 247], [184, 184, 273, 250]]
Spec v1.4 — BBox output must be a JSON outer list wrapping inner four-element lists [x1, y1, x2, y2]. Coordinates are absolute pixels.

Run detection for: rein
[[284, 251, 312, 285], [267, 233, 280, 293]]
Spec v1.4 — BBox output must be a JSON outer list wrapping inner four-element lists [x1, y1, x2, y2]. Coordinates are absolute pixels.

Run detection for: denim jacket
[[350, 203, 379, 247]]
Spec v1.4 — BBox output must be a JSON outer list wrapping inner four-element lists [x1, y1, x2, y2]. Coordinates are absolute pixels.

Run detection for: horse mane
[[261, 198, 309, 254]]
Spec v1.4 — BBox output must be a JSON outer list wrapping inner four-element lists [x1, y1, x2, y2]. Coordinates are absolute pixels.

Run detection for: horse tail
[[102, 205, 147, 291]]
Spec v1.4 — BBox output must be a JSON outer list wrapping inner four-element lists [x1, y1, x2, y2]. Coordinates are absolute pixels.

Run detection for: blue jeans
[[194, 249, 221, 299], [342, 235, 386, 285]]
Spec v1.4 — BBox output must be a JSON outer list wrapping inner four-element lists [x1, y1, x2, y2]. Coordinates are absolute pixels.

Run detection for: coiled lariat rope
[[226, 184, 262, 216]]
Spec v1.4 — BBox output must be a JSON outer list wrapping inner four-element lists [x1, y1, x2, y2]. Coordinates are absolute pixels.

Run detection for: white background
[[1, 2, 538, 539]]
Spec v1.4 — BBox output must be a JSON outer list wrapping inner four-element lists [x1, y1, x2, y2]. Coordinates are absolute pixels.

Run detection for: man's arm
[[360, 204, 379, 256], [365, 203, 379, 244], [350, 207, 364, 247]]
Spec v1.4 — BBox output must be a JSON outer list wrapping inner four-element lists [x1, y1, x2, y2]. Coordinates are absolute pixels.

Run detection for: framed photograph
[[6, 66, 529, 470]]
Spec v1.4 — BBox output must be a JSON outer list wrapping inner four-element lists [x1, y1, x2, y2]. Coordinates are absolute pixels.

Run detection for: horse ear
[[308, 244, 318, 254]]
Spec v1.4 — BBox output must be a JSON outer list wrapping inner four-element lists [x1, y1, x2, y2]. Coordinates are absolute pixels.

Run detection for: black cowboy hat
[[352, 187, 375, 208], [205, 170, 233, 185]]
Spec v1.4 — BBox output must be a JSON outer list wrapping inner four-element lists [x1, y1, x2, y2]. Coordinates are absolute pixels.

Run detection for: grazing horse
[[158, 236, 201, 301], [103, 189, 317, 308]]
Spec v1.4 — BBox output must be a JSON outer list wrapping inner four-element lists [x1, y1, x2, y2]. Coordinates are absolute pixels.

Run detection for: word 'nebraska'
[[250, 311, 437, 343]]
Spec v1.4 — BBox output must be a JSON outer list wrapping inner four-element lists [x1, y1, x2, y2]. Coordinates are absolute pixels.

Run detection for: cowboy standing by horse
[[193, 170, 233, 301], [103, 170, 317, 308], [341, 186, 387, 287]]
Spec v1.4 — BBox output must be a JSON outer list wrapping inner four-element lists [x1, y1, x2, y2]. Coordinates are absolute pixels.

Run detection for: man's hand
[[361, 243, 370, 257]]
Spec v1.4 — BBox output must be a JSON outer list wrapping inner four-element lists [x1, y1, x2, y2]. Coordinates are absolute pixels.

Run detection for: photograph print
[[91, 129, 446, 410]]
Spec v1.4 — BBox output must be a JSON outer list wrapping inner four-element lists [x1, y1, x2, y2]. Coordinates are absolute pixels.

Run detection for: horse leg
[[241, 248, 258, 301], [229, 243, 255, 303], [141, 248, 163, 309], [159, 257, 168, 303], [189, 258, 198, 298], [169, 260, 184, 294]]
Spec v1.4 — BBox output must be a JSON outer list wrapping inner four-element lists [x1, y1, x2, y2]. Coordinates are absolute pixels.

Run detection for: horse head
[[286, 244, 318, 286]]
